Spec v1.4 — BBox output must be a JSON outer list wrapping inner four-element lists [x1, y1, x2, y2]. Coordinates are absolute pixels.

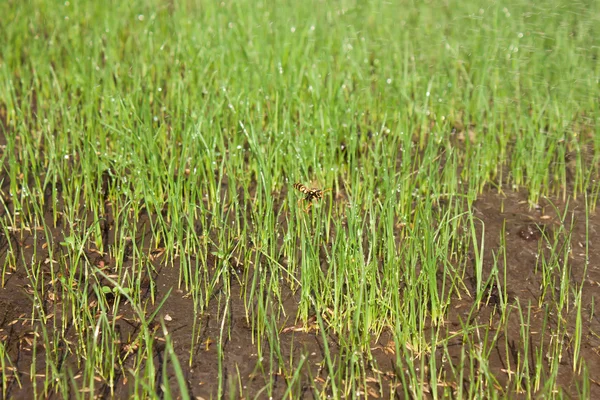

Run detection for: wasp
[[293, 182, 330, 211]]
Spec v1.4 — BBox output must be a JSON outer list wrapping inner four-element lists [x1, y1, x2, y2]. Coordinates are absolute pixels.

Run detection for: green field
[[1, 0, 599, 398]]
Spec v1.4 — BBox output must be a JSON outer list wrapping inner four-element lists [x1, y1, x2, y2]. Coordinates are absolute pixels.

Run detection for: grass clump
[[0, 0, 598, 398]]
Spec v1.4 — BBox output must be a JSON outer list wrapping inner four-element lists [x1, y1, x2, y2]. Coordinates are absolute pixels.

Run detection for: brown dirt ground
[[1, 179, 600, 398]]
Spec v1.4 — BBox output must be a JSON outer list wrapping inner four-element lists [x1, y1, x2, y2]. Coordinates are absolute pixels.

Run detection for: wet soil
[[1, 184, 600, 399], [454, 191, 600, 398]]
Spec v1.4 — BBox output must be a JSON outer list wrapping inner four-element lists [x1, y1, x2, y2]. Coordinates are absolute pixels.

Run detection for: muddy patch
[[0, 187, 599, 398]]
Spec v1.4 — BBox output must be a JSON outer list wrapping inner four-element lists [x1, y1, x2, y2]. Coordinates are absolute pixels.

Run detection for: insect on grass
[[293, 182, 331, 212]]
